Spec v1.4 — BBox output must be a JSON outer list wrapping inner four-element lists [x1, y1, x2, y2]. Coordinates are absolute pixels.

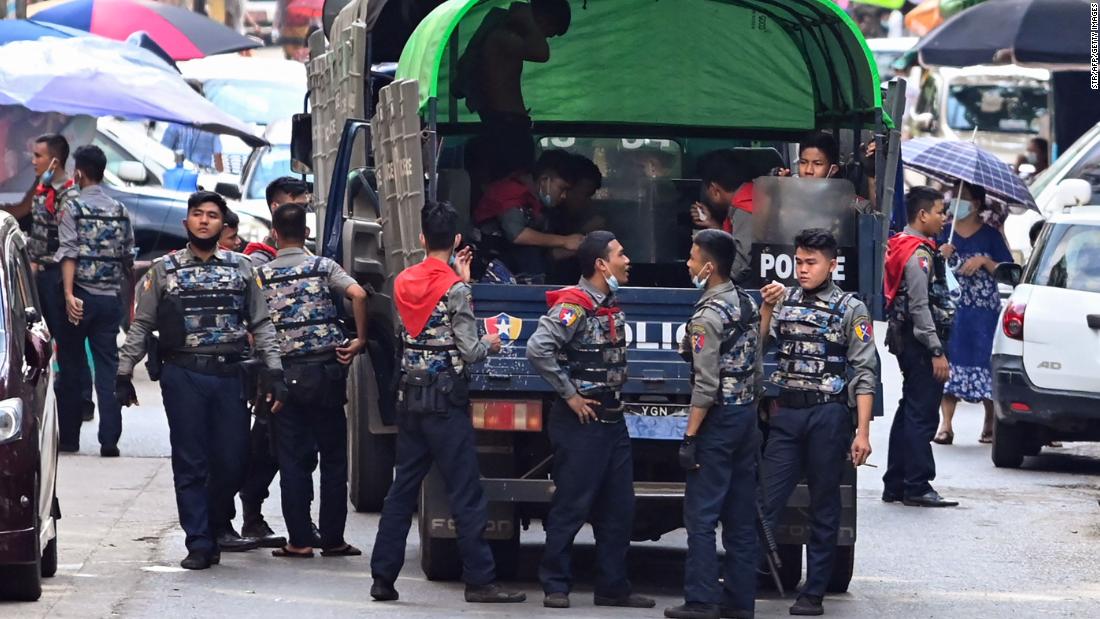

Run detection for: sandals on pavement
[[979, 430, 993, 444], [272, 546, 314, 558], [321, 544, 362, 557], [933, 430, 954, 445]]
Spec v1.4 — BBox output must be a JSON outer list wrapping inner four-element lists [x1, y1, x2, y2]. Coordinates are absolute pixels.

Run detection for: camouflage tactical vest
[[889, 246, 957, 344], [771, 287, 852, 395], [558, 297, 627, 396], [73, 197, 130, 287], [164, 250, 248, 348], [257, 256, 345, 358], [699, 290, 760, 405], [401, 296, 464, 376], [29, 182, 79, 265]]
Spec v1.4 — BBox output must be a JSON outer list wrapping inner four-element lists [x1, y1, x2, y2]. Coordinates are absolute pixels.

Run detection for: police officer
[[665, 230, 760, 619], [256, 202, 370, 558], [56, 145, 133, 457], [758, 228, 879, 616], [370, 201, 525, 604], [116, 191, 287, 570], [526, 231, 655, 611], [24, 133, 96, 449], [882, 186, 959, 508]]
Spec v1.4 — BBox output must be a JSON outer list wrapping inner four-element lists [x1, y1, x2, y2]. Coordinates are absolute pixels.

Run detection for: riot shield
[[371, 79, 426, 273], [748, 176, 861, 292]]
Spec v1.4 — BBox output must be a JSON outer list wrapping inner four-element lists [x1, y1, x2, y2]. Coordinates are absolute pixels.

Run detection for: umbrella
[[0, 36, 264, 146], [917, 0, 1095, 68], [901, 137, 1037, 210], [30, 0, 261, 61], [0, 18, 88, 43], [286, 0, 323, 21]]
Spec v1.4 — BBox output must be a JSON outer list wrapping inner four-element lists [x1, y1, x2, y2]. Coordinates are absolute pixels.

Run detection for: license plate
[[624, 403, 689, 417]]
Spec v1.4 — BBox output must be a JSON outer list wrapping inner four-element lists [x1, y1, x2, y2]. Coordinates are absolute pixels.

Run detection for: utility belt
[[284, 354, 348, 408], [776, 389, 846, 410], [399, 368, 469, 415], [165, 351, 245, 377], [572, 390, 624, 423]]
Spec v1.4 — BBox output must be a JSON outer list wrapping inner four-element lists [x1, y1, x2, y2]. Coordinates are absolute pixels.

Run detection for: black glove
[[679, 435, 700, 471], [264, 368, 289, 407], [116, 374, 138, 407]]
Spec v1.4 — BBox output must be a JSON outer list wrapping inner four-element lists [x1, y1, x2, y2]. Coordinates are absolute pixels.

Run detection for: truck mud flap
[[420, 467, 516, 541]]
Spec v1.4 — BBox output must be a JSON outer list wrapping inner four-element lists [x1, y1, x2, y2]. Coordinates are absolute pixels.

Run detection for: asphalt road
[[6, 326, 1100, 618]]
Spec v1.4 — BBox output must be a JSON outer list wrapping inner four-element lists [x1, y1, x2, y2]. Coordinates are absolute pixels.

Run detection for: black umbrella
[[917, 0, 1094, 68]]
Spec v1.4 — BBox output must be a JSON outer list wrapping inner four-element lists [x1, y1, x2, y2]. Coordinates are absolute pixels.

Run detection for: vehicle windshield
[[1026, 223, 1100, 293], [946, 83, 1048, 133], [246, 145, 313, 200], [203, 80, 305, 126], [1030, 123, 1100, 198]]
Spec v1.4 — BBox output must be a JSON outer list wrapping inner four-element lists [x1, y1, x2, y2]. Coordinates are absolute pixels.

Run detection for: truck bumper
[[0, 526, 38, 564], [993, 354, 1100, 433]]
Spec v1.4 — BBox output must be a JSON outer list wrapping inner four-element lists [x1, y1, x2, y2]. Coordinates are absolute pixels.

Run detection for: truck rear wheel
[[777, 544, 802, 592], [992, 417, 1025, 468], [826, 545, 854, 593], [348, 353, 395, 512], [418, 515, 462, 581]]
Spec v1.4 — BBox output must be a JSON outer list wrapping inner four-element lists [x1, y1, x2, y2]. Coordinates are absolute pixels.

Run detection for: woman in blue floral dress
[[934, 186, 1012, 445]]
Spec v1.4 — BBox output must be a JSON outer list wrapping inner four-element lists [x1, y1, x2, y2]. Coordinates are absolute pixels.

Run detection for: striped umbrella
[[901, 137, 1038, 210], [30, 0, 260, 61]]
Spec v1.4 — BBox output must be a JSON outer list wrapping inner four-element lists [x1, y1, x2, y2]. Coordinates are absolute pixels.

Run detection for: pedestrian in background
[[161, 83, 224, 172], [56, 145, 133, 457]]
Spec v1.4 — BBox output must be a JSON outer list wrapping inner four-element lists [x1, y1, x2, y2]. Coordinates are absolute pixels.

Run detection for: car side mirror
[[912, 112, 934, 132], [1054, 178, 1092, 209], [117, 161, 148, 184], [291, 113, 313, 175], [994, 262, 1023, 287], [214, 182, 242, 201]]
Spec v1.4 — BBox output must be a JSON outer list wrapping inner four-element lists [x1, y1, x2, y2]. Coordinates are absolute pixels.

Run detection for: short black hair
[[1030, 137, 1049, 152], [272, 202, 307, 242], [188, 190, 227, 216], [693, 229, 735, 277], [1028, 220, 1045, 246], [962, 183, 986, 206], [698, 149, 747, 192], [36, 133, 70, 165], [568, 154, 602, 190], [578, 230, 616, 278], [906, 186, 944, 223], [800, 131, 839, 166], [223, 208, 240, 230], [532, 0, 571, 35], [265, 176, 308, 206], [534, 149, 572, 180], [794, 228, 839, 260], [421, 201, 458, 251], [72, 145, 107, 183]]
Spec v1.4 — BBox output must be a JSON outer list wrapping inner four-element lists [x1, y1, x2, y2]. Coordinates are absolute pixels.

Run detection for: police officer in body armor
[[256, 202, 370, 558], [665, 230, 760, 619], [882, 187, 959, 509], [526, 231, 656, 611], [370, 201, 525, 604], [758, 229, 879, 617], [116, 191, 288, 570], [55, 145, 134, 457]]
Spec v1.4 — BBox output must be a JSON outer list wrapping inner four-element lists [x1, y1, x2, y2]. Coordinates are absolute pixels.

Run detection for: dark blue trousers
[[55, 289, 122, 449], [540, 402, 634, 598], [762, 402, 850, 598], [36, 267, 93, 443], [683, 402, 760, 611], [370, 405, 494, 586], [883, 336, 943, 498], [273, 399, 348, 548], [161, 363, 251, 556]]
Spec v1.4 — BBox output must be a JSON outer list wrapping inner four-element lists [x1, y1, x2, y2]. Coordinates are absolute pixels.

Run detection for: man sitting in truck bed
[[689, 149, 754, 283]]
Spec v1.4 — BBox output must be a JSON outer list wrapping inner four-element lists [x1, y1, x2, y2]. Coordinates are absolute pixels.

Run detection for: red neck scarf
[[35, 178, 74, 215], [884, 232, 937, 309], [545, 285, 621, 342], [473, 175, 542, 224], [394, 258, 462, 338]]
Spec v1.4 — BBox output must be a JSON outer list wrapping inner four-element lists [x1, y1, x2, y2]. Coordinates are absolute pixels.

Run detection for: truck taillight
[[471, 400, 543, 432], [1003, 302, 1026, 340]]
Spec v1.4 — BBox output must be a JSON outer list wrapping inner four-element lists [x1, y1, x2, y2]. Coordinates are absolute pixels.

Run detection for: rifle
[[756, 484, 785, 597]]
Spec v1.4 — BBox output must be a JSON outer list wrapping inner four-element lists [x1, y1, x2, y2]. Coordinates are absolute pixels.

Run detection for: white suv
[[990, 207, 1100, 467]]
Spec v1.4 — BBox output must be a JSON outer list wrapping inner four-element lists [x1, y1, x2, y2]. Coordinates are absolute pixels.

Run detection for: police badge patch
[[854, 319, 873, 342], [559, 303, 582, 327], [918, 256, 930, 272], [691, 324, 706, 353]]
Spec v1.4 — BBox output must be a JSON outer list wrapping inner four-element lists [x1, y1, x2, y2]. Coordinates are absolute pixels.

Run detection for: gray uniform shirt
[[770, 282, 880, 402], [55, 184, 134, 296], [688, 281, 742, 409], [118, 246, 282, 375], [526, 277, 612, 400], [727, 207, 752, 284], [446, 282, 491, 365], [264, 247, 356, 297], [900, 226, 942, 351]]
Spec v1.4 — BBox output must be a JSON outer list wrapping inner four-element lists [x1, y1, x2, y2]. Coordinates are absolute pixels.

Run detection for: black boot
[[664, 602, 720, 619], [241, 504, 286, 549], [464, 582, 527, 603], [370, 580, 399, 601], [217, 526, 259, 552], [180, 551, 213, 570], [789, 594, 824, 616]]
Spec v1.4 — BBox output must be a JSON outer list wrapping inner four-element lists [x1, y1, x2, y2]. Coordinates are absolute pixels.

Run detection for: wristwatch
[[930, 346, 945, 358]]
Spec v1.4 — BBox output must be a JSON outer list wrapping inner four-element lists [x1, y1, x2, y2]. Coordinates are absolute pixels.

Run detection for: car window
[[246, 145, 313, 200], [1026, 223, 1100, 293], [1061, 139, 1100, 197], [203, 80, 305, 126], [945, 84, 1048, 134], [93, 133, 163, 188]]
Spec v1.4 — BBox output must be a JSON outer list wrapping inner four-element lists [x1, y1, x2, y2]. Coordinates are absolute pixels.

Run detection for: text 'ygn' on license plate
[[625, 404, 690, 417]]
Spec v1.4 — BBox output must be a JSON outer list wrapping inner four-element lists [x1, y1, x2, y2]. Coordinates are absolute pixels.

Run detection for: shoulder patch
[[142, 271, 154, 291], [690, 323, 707, 353], [853, 317, 873, 343], [917, 255, 930, 273], [558, 303, 583, 328]]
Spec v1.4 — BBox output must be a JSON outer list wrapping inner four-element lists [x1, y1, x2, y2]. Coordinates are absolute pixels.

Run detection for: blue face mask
[[606, 274, 620, 293], [40, 168, 54, 186], [692, 263, 712, 290], [954, 199, 974, 221]]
